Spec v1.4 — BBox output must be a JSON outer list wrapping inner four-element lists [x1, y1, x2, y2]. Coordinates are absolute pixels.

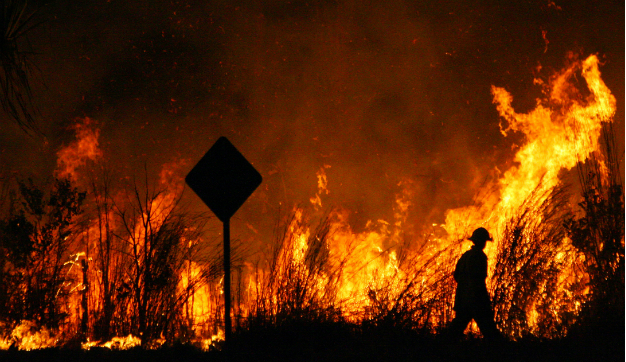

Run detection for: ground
[[2, 323, 623, 362]]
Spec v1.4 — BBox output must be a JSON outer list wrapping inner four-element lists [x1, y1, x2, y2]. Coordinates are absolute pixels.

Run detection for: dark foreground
[[1, 324, 623, 362]]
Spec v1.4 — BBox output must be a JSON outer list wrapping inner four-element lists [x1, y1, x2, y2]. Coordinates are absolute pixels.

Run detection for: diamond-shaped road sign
[[185, 137, 262, 222], [185, 137, 262, 343]]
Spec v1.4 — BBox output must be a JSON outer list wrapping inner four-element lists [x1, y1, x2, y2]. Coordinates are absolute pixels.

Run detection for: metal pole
[[223, 218, 231, 343]]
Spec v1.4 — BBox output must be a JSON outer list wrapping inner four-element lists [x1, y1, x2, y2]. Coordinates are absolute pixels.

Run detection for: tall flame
[[493, 55, 615, 218], [444, 54, 616, 238], [2, 54, 618, 349]]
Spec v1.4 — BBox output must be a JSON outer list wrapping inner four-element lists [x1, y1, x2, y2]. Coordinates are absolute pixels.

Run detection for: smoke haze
[[0, 0, 623, 248]]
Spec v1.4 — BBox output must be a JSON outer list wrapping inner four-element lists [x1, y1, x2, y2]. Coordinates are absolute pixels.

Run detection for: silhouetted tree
[[114, 175, 208, 344], [0, 0, 42, 134], [86, 166, 121, 341], [0, 177, 85, 329]]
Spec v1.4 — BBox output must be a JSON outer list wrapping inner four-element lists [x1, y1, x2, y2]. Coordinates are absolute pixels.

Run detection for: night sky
[[0, 0, 623, 247]]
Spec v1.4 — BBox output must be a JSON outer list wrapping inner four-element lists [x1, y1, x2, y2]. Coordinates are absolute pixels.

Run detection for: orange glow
[[81, 334, 142, 350], [492, 55, 615, 219], [0, 321, 58, 351], [7, 54, 619, 348], [55, 117, 103, 181], [310, 165, 331, 210]]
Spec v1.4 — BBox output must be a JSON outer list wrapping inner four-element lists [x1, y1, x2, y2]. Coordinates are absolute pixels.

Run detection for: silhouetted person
[[448, 227, 501, 340]]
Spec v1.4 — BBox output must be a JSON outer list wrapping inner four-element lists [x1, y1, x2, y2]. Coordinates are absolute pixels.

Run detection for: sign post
[[185, 137, 262, 343], [223, 218, 231, 340]]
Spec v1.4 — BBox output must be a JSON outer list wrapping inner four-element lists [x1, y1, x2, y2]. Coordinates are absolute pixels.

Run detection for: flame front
[[0, 54, 620, 349], [493, 55, 615, 217]]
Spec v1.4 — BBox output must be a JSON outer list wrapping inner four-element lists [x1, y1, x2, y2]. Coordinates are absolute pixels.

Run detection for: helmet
[[468, 227, 493, 242]]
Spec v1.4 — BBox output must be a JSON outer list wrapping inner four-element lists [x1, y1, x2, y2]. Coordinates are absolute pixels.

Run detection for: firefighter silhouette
[[448, 227, 501, 340]]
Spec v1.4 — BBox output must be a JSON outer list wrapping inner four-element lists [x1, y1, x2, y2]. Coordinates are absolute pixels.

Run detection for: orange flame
[[310, 165, 331, 210], [493, 55, 615, 219], [8, 54, 619, 348], [56, 117, 103, 180], [0, 321, 58, 351], [444, 54, 615, 240]]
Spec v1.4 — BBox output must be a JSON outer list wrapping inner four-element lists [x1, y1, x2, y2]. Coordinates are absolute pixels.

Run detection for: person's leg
[[474, 305, 501, 340], [448, 310, 472, 341]]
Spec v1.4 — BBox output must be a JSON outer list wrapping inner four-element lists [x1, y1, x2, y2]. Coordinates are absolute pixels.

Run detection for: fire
[[55, 117, 103, 181], [197, 331, 225, 351], [246, 54, 617, 336], [443, 54, 615, 244], [492, 54, 615, 219], [440, 54, 617, 337], [179, 260, 219, 337], [81, 334, 142, 350], [310, 165, 331, 210], [0, 321, 58, 351], [0, 53, 619, 348]]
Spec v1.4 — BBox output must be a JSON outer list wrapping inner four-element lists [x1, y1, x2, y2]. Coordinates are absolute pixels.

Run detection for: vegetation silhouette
[[0, 128, 622, 360], [0, 0, 42, 135]]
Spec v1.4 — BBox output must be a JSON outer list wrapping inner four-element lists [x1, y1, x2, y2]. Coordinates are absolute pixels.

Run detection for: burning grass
[[0, 54, 622, 354]]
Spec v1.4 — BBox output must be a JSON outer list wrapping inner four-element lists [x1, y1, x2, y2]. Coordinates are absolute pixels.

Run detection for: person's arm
[[454, 253, 466, 282], [479, 253, 487, 280]]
